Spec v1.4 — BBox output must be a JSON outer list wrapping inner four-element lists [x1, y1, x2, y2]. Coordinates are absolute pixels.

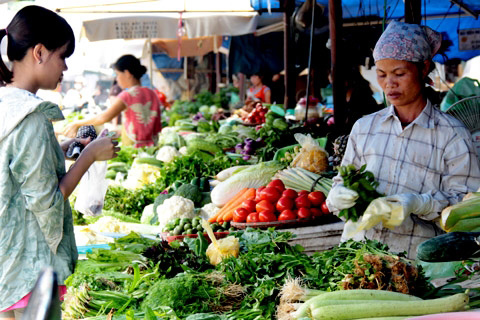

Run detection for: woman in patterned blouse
[[65, 55, 162, 148]]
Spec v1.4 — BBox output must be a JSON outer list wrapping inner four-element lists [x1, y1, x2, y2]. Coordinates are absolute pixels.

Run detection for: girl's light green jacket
[[0, 87, 77, 310]]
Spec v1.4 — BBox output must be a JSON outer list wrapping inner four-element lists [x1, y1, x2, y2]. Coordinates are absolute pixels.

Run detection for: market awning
[[151, 36, 222, 58], [56, 0, 259, 41]]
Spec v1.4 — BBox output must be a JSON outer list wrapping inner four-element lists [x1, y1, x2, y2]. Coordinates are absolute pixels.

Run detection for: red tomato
[[278, 209, 297, 221], [256, 200, 275, 213], [259, 210, 277, 222], [241, 199, 257, 213], [260, 187, 282, 203], [276, 197, 294, 212], [321, 201, 331, 214], [282, 189, 298, 199], [246, 212, 260, 223], [297, 207, 312, 219], [295, 195, 311, 208], [298, 190, 309, 197], [255, 186, 266, 202], [268, 179, 286, 193], [233, 208, 250, 222], [308, 191, 326, 206], [310, 207, 323, 217]]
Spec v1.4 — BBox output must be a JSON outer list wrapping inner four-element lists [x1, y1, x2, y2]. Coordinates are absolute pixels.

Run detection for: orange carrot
[[219, 188, 256, 222], [208, 188, 249, 223]]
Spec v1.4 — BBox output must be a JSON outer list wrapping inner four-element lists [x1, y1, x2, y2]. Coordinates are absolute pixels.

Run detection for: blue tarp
[[251, 0, 480, 61]]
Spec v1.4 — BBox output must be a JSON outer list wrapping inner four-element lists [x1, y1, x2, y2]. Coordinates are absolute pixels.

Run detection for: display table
[[285, 221, 344, 255]]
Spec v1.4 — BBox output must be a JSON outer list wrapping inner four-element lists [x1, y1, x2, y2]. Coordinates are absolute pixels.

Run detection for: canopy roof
[[252, 0, 480, 61], [53, 0, 258, 41]]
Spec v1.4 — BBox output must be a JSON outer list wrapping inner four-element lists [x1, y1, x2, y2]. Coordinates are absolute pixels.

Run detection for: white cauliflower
[[140, 204, 155, 225], [156, 196, 196, 230], [122, 160, 161, 190], [179, 146, 188, 155], [199, 203, 220, 221], [156, 146, 180, 163]]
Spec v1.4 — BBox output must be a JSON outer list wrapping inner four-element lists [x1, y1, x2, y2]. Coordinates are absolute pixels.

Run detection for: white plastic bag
[[291, 133, 328, 174], [74, 161, 109, 216]]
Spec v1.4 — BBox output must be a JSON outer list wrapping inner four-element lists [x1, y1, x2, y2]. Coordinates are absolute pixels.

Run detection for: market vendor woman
[[64, 55, 162, 147], [326, 21, 480, 258]]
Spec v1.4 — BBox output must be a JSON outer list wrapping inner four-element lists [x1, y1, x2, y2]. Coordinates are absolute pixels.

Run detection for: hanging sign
[[459, 28, 480, 51]]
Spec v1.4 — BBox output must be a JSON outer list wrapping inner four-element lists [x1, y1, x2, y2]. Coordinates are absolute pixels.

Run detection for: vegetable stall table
[[284, 221, 344, 255]]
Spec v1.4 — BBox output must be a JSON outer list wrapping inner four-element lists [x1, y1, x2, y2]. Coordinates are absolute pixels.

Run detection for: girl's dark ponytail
[[0, 5, 75, 85], [0, 29, 13, 84]]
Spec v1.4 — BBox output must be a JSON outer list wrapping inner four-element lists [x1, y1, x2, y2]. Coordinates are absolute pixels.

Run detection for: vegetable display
[[63, 91, 480, 320]]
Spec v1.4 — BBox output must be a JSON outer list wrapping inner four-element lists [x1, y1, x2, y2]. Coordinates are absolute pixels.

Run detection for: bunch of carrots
[[208, 188, 256, 223]]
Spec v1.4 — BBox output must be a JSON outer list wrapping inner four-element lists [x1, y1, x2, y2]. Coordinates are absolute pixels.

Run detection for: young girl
[[0, 6, 119, 319], [64, 55, 162, 147]]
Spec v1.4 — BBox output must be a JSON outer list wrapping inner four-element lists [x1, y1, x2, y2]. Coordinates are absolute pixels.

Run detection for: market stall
[[59, 92, 480, 318]]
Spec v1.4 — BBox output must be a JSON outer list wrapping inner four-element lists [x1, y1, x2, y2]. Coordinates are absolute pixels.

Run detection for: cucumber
[[417, 232, 480, 262], [105, 170, 117, 180], [199, 177, 209, 192], [135, 157, 164, 168], [447, 217, 480, 232], [310, 293, 469, 320]]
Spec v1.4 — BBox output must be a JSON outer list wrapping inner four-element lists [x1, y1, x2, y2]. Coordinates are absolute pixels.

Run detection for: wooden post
[[238, 72, 246, 105], [329, 0, 346, 132], [216, 53, 221, 93], [404, 0, 422, 24], [283, 0, 296, 109]]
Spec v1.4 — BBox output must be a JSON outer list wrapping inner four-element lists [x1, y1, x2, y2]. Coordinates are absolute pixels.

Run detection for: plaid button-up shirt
[[338, 100, 480, 257]]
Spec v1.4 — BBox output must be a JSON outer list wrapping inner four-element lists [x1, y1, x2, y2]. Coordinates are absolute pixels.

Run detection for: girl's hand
[[60, 137, 92, 154], [64, 122, 81, 138], [82, 137, 120, 161]]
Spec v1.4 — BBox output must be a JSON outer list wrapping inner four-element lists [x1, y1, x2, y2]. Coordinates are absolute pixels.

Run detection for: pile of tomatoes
[[233, 179, 331, 223], [244, 104, 268, 125]]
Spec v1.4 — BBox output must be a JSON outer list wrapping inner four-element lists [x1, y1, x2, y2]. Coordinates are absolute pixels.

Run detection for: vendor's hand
[[82, 137, 119, 162], [64, 122, 81, 138], [385, 193, 435, 218], [326, 185, 359, 214]]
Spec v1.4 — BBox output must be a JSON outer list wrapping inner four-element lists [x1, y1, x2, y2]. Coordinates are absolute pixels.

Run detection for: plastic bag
[[291, 133, 328, 174], [74, 161, 108, 216], [202, 220, 239, 266], [73, 128, 111, 216], [440, 77, 480, 111]]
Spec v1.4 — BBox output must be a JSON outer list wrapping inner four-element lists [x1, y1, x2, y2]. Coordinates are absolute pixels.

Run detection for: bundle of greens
[[141, 272, 245, 317], [215, 228, 312, 319], [304, 239, 432, 296], [156, 154, 248, 190], [338, 164, 383, 222], [103, 183, 161, 221]]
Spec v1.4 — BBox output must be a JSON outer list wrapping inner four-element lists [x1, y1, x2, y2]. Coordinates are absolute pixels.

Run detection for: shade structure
[[81, 12, 258, 42], [151, 36, 222, 58]]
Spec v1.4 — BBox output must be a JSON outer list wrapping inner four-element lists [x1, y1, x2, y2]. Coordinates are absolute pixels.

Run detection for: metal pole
[[329, 0, 346, 132], [283, 0, 296, 110], [405, 0, 421, 24], [304, 0, 316, 124]]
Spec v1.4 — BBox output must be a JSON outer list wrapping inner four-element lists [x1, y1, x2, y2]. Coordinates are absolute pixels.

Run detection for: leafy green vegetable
[[103, 184, 161, 220], [156, 154, 248, 190], [174, 184, 202, 204], [338, 164, 384, 222], [141, 272, 244, 318]]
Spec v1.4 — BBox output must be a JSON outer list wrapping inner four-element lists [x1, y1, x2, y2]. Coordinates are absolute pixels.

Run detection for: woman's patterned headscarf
[[373, 21, 442, 63]]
